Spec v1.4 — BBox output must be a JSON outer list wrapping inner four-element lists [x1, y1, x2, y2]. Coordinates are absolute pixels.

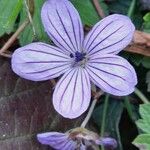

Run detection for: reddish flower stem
[[81, 91, 104, 128], [92, 0, 106, 18]]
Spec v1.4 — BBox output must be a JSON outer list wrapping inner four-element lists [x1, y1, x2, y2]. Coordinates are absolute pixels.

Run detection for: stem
[[81, 91, 104, 128], [0, 19, 29, 54], [92, 0, 105, 18], [100, 94, 109, 150], [81, 99, 97, 128], [124, 97, 136, 121], [0, 52, 12, 58], [127, 0, 136, 18], [0, 0, 34, 58], [100, 94, 109, 136], [24, 0, 36, 38], [134, 88, 149, 104]]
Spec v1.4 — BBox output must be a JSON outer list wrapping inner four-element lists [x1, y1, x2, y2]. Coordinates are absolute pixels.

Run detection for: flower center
[[70, 51, 87, 67], [68, 127, 99, 149], [70, 51, 86, 62]]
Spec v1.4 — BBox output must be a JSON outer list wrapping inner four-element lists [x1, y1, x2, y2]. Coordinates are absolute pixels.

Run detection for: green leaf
[[133, 134, 150, 150], [142, 57, 150, 69], [146, 71, 150, 92], [19, 0, 49, 46], [143, 13, 150, 33], [92, 99, 124, 150], [0, 0, 23, 36], [133, 104, 150, 150], [121, 52, 143, 66], [71, 0, 108, 26], [108, 0, 143, 28], [136, 104, 150, 133], [108, 0, 130, 15], [129, 54, 143, 66], [143, 13, 150, 22]]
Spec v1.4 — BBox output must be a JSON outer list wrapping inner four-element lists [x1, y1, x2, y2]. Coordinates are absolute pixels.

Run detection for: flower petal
[[11, 42, 71, 81], [80, 144, 86, 150], [96, 137, 117, 149], [86, 54, 137, 96], [37, 132, 76, 150], [53, 68, 91, 119], [83, 14, 135, 56], [41, 0, 84, 54]]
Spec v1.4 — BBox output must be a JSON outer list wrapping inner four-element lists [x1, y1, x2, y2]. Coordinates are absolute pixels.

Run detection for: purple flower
[[37, 127, 117, 150], [11, 0, 137, 118]]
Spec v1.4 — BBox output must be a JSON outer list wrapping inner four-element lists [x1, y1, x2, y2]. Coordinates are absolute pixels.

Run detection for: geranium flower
[[11, 0, 137, 118], [37, 127, 117, 150]]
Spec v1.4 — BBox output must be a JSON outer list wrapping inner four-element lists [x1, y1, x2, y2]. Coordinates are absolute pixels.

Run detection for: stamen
[[75, 51, 86, 62], [70, 53, 74, 58]]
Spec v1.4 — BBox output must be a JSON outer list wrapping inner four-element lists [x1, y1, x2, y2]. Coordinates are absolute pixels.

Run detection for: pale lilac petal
[[86, 54, 137, 96], [37, 132, 76, 150], [83, 14, 135, 56], [41, 0, 84, 54], [53, 68, 91, 119], [80, 144, 86, 150], [96, 137, 117, 149], [11, 42, 71, 81]]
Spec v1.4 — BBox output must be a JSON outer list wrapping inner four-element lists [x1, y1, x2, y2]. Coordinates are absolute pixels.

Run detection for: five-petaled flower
[[11, 0, 137, 118], [37, 127, 117, 150]]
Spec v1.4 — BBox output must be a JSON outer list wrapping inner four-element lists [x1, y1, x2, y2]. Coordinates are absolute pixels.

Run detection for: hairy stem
[[101, 94, 109, 135], [0, 19, 29, 56], [134, 88, 149, 104], [0, 0, 34, 58], [100, 94, 109, 150], [81, 99, 97, 128], [24, 0, 36, 38], [127, 0, 136, 18], [81, 91, 104, 128], [92, 0, 105, 18], [124, 96, 137, 121]]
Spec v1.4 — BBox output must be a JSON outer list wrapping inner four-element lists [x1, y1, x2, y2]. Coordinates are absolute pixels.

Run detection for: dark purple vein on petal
[[47, 134, 66, 138], [84, 23, 102, 49], [24, 60, 69, 64], [80, 69, 84, 109], [45, 30, 69, 54], [55, 69, 73, 93], [88, 25, 124, 54], [88, 61, 133, 74], [86, 66, 123, 92], [47, 11, 74, 53], [36, 43, 68, 55], [65, 4, 79, 51], [82, 69, 91, 108], [78, 19, 83, 51], [42, 136, 66, 142], [89, 33, 130, 56], [59, 69, 76, 109], [89, 56, 121, 60], [85, 20, 115, 50], [88, 64, 127, 82], [83, 69, 90, 91], [52, 140, 66, 146], [56, 8, 77, 51], [63, 140, 74, 149], [61, 140, 72, 149], [39, 66, 70, 80], [25, 63, 70, 74], [23, 49, 69, 59], [70, 68, 79, 111], [47, 137, 67, 143], [62, 139, 76, 150]]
